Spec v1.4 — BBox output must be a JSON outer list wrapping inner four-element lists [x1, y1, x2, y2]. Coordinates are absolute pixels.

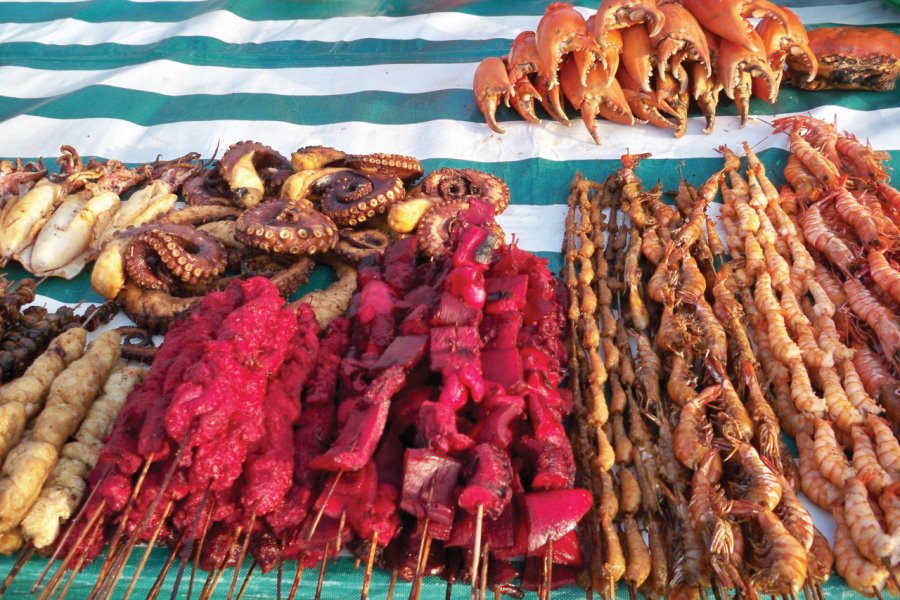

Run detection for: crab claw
[[757, 7, 818, 84], [618, 69, 674, 129], [510, 77, 543, 123], [534, 73, 570, 126], [718, 32, 777, 127], [535, 2, 605, 88], [507, 31, 541, 84], [621, 24, 655, 93], [652, 3, 713, 79], [585, 15, 623, 87], [593, 0, 665, 39], [655, 69, 689, 138], [690, 62, 723, 134], [683, 0, 788, 53], [473, 56, 514, 134], [559, 58, 633, 144]]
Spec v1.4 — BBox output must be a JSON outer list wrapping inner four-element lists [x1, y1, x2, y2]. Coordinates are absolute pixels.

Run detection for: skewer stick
[[386, 569, 398, 600], [470, 504, 484, 600], [884, 559, 900, 592], [226, 509, 258, 600], [409, 519, 431, 600], [276, 538, 285, 600], [1, 543, 34, 596], [121, 499, 175, 600], [235, 560, 257, 600], [91, 453, 155, 593], [56, 516, 103, 600], [39, 501, 107, 600], [186, 498, 216, 600], [170, 486, 213, 600], [710, 580, 724, 600], [199, 527, 242, 600], [147, 532, 184, 600], [286, 554, 306, 600], [335, 511, 347, 559], [314, 543, 330, 600], [478, 544, 490, 600], [307, 471, 342, 541], [542, 539, 553, 600], [445, 581, 453, 600], [873, 588, 884, 600], [360, 531, 379, 600]]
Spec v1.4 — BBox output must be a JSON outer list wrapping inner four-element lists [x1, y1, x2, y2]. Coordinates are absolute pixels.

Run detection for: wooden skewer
[[873, 587, 884, 600], [170, 486, 213, 600], [276, 538, 285, 600], [235, 560, 258, 600], [38, 500, 107, 600], [335, 511, 347, 559], [408, 519, 431, 600], [478, 543, 490, 600], [186, 498, 216, 600], [445, 580, 453, 600], [199, 527, 242, 600], [121, 498, 175, 600], [226, 509, 258, 600], [307, 472, 342, 541], [884, 559, 900, 593], [414, 532, 433, 600], [386, 569, 398, 600], [544, 539, 553, 600], [470, 504, 484, 600], [56, 515, 103, 600], [286, 554, 306, 600], [710, 580, 724, 600], [89, 453, 155, 596], [147, 531, 185, 600], [360, 531, 379, 600], [1, 543, 34, 596], [314, 543, 330, 600]]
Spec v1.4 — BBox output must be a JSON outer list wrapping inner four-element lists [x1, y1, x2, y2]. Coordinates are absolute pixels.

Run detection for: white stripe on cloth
[[0, 106, 896, 163], [0, 62, 481, 98], [0, 1, 894, 45]]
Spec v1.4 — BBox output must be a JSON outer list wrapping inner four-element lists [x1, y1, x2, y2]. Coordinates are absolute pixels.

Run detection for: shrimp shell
[[690, 450, 733, 557], [784, 155, 818, 202], [728, 440, 783, 511], [674, 385, 720, 469], [836, 133, 888, 182], [821, 367, 863, 432], [841, 359, 883, 418], [788, 129, 841, 189], [879, 483, 900, 539], [868, 415, 900, 478], [808, 527, 834, 585], [796, 431, 842, 510], [744, 233, 765, 276], [833, 186, 881, 246], [813, 418, 856, 488], [806, 279, 836, 317], [790, 358, 826, 415], [851, 425, 894, 495], [668, 353, 698, 407], [843, 476, 898, 565], [773, 472, 814, 551], [745, 508, 809, 595], [800, 204, 857, 274], [868, 249, 900, 306], [623, 515, 652, 587], [695, 299, 727, 366]]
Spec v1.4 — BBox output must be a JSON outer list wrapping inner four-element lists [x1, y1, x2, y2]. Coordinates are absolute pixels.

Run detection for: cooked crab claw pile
[[473, 0, 818, 142]]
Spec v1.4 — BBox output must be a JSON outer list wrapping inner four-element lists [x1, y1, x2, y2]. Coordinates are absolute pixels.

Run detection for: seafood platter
[[0, 0, 899, 599]]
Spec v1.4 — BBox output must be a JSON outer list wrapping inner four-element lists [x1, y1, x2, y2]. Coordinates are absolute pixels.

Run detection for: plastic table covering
[[1, 0, 899, 598]]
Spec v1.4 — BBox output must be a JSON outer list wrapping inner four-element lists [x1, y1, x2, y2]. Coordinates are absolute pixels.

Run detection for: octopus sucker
[[333, 228, 393, 263], [343, 153, 424, 185], [314, 169, 405, 226], [417, 200, 470, 258], [235, 199, 338, 255], [124, 224, 227, 292], [419, 168, 511, 214], [219, 141, 290, 208], [117, 282, 203, 334]]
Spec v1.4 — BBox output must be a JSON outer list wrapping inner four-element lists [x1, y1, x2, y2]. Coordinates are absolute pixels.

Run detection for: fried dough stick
[[20, 365, 145, 549], [0, 330, 119, 534], [0, 328, 86, 464]]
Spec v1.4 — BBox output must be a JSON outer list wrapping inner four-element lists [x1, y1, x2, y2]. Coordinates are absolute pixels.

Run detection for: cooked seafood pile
[[0, 143, 511, 334], [786, 27, 900, 91], [15, 204, 590, 600], [473, 0, 818, 141]]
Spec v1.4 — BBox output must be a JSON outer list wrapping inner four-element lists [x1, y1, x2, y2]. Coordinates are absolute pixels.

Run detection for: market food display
[[474, 0, 819, 141], [0, 0, 899, 598]]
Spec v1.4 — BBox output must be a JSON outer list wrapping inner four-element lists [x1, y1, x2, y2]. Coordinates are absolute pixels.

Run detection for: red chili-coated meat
[[522, 489, 592, 552], [458, 444, 512, 519]]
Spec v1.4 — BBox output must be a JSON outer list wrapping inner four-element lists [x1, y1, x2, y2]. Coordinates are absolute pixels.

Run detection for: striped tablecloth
[[0, 0, 898, 598]]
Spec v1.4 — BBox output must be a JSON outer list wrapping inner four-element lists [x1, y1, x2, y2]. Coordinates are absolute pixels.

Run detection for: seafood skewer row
[[473, 0, 818, 142]]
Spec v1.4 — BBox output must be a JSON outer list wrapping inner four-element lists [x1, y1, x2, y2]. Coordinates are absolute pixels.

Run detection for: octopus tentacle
[[417, 200, 470, 258], [124, 239, 176, 291], [419, 168, 510, 214], [219, 140, 290, 208], [124, 224, 227, 291], [333, 228, 393, 263], [161, 205, 242, 226], [150, 152, 204, 192], [343, 153, 424, 185], [182, 171, 234, 207], [314, 169, 406, 227], [236, 200, 338, 255], [117, 283, 202, 334]]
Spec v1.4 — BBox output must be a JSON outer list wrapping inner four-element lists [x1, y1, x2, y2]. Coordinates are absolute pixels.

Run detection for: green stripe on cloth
[[0, 0, 880, 22], [0, 86, 897, 128]]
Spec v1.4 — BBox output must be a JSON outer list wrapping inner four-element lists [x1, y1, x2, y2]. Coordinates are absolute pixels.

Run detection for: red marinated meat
[[417, 401, 474, 454], [266, 318, 349, 534], [372, 335, 428, 371], [429, 326, 480, 371], [357, 279, 398, 325], [241, 304, 320, 516], [381, 236, 418, 293], [430, 292, 480, 326], [470, 395, 525, 449], [481, 348, 524, 388], [446, 266, 487, 310], [522, 489, 592, 552], [453, 223, 496, 268], [458, 444, 512, 519], [518, 434, 575, 490], [400, 448, 462, 528], [352, 482, 400, 544], [312, 461, 377, 525], [527, 528, 583, 566], [399, 304, 432, 336], [525, 387, 567, 441], [447, 497, 514, 551], [480, 311, 522, 351], [309, 365, 407, 472], [485, 275, 528, 314]]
